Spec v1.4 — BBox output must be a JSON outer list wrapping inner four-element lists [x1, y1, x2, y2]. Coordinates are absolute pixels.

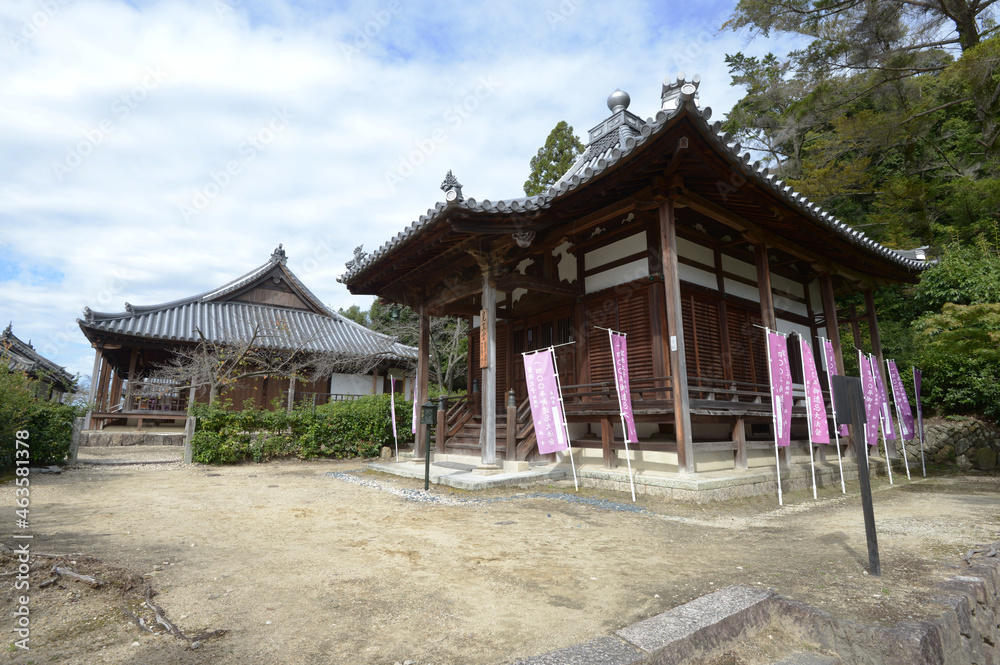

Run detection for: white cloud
[[0, 0, 803, 377]]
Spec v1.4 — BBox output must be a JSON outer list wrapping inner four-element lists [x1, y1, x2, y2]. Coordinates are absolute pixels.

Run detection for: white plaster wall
[[722, 254, 757, 281], [584, 233, 646, 271], [676, 236, 715, 267], [329, 373, 374, 396], [776, 298, 809, 318], [808, 279, 822, 312], [771, 273, 805, 299], [776, 318, 812, 340], [511, 288, 528, 306], [585, 259, 648, 294], [679, 263, 719, 291], [555, 241, 577, 283], [724, 279, 761, 303]]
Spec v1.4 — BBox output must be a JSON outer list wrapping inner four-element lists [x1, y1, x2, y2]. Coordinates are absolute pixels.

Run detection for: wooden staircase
[[438, 392, 538, 460]]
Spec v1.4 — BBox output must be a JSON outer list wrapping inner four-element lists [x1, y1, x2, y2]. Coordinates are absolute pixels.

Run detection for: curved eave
[[343, 97, 926, 292]]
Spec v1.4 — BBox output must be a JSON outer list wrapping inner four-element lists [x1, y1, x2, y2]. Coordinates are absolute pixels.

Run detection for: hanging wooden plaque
[[479, 309, 489, 369]]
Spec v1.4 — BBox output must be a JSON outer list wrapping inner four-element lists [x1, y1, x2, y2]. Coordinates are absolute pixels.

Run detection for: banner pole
[[820, 337, 846, 494], [797, 333, 817, 500], [608, 328, 636, 503], [915, 367, 926, 477], [391, 377, 399, 462], [887, 359, 911, 480], [869, 354, 893, 485], [549, 346, 577, 491], [765, 328, 783, 506]]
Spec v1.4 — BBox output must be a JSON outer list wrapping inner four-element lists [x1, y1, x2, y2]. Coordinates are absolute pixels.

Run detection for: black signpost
[[831, 375, 881, 576]]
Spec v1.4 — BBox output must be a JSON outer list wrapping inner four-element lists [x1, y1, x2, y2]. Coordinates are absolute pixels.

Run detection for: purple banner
[[523, 349, 569, 454], [767, 331, 793, 447], [858, 350, 880, 446], [870, 354, 896, 440], [390, 377, 398, 440], [914, 367, 924, 440], [887, 361, 914, 439], [610, 332, 639, 444], [800, 337, 830, 444], [822, 340, 850, 437]]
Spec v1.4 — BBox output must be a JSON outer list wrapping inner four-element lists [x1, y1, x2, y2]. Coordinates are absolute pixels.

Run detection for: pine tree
[[523, 121, 584, 196]]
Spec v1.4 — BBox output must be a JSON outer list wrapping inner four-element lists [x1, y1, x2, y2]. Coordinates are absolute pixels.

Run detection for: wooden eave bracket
[[495, 273, 582, 297]]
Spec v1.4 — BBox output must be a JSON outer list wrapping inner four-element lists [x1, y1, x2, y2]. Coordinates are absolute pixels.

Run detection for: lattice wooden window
[[681, 291, 725, 381], [617, 288, 654, 380], [585, 296, 616, 385], [726, 306, 767, 386]]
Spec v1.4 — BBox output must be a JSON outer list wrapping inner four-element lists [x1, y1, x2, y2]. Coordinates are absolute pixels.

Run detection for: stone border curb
[[510, 559, 1000, 665]]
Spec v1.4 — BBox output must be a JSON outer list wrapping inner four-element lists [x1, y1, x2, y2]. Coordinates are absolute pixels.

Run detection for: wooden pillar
[[753, 243, 777, 330], [864, 289, 886, 383], [506, 389, 517, 461], [733, 417, 747, 470], [849, 303, 863, 350], [109, 374, 123, 411], [601, 416, 616, 468], [84, 347, 102, 430], [415, 305, 431, 458], [95, 356, 112, 413], [286, 375, 296, 412], [123, 347, 139, 413], [479, 270, 498, 467], [820, 274, 845, 375], [659, 200, 694, 474], [821, 273, 853, 459], [436, 398, 447, 453]]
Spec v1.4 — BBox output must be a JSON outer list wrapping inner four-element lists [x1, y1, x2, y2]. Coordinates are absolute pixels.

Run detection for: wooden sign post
[[479, 309, 489, 370], [832, 375, 881, 576]]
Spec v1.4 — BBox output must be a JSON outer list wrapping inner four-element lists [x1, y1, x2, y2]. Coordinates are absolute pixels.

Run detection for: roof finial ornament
[[607, 89, 630, 113], [3, 322, 11, 336], [345, 245, 367, 273], [661, 73, 701, 111], [271, 243, 288, 265], [441, 170, 464, 203]]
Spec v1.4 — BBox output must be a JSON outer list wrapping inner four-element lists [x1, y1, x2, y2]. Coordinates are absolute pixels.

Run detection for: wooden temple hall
[[342, 76, 927, 477]]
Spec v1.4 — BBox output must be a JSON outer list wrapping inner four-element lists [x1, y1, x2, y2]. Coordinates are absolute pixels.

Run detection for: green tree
[[523, 121, 584, 196]]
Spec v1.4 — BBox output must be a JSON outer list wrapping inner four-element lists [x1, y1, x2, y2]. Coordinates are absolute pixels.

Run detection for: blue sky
[[0, 0, 803, 379]]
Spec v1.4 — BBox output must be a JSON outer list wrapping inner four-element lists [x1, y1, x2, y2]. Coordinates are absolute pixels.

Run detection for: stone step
[[767, 652, 840, 665]]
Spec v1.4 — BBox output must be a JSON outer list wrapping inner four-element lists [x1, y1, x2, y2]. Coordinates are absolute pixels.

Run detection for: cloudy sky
[[0, 0, 803, 379]]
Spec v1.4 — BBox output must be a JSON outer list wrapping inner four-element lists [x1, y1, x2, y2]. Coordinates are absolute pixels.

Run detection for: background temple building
[[2, 323, 76, 402], [341, 76, 926, 478], [79, 246, 416, 433]]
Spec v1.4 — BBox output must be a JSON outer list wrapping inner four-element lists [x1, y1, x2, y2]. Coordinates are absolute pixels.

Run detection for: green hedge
[[189, 394, 414, 465], [0, 367, 82, 471]]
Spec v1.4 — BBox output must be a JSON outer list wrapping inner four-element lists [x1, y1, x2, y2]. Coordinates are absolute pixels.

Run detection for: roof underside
[[342, 95, 925, 308]]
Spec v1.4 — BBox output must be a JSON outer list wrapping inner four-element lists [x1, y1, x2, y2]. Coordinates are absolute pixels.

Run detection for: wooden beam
[[659, 199, 694, 474], [565, 199, 638, 241], [754, 243, 777, 330], [676, 191, 876, 286], [425, 280, 481, 312], [496, 273, 582, 297], [734, 417, 747, 470]]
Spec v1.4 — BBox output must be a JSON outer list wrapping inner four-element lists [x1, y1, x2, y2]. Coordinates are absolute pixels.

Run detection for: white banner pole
[[915, 367, 926, 477], [765, 328, 783, 506], [391, 377, 399, 462], [798, 334, 817, 500], [869, 354, 893, 485], [887, 359, 911, 480], [608, 328, 637, 503], [820, 337, 846, 494], [549, 346, 577, 491]]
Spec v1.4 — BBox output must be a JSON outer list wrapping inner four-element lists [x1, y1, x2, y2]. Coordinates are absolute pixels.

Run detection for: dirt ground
[[2, 450, 999, 665]]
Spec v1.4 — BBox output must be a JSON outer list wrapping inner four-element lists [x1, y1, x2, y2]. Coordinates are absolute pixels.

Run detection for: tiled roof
[[2, 324, 75, 389], [80, 249, 416, 362], [340, 75, 928, 286]]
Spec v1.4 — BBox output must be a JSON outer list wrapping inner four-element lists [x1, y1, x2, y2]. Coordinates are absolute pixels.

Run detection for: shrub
[[189, 394, 414, 465], [0, 366, 82, 471]]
